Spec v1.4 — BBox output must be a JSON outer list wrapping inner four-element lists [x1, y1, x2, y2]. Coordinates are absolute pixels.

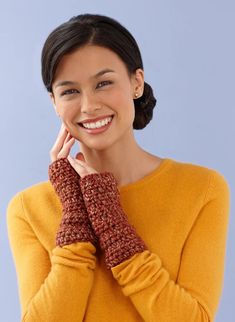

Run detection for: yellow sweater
[[7, 158, 230, 322]]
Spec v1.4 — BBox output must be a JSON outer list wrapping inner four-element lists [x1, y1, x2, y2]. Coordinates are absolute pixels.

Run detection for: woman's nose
[[80, 93, 101, 114]]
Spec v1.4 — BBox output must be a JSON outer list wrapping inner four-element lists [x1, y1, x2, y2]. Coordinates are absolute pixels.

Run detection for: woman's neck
[[79, 134, 162, 187]]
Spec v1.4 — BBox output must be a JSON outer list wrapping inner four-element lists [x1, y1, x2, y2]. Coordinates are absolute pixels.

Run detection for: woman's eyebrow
[[55, 80, 77, 88], [93, 68, 115, 78], [54, 68, 115, 88]]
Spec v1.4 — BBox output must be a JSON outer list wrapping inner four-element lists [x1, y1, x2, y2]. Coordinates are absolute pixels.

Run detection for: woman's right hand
[[48, 124, 98, 247], [50, 124, 75, 162]]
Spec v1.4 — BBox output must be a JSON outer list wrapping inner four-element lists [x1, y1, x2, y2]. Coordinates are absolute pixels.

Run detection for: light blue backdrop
[[0, 1, 234, 321]]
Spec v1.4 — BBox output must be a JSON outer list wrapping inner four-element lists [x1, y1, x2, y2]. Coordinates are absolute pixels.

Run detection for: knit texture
[[48, 158, 97, 246], [80, 172, 147, 269], [7, 159, 230, 321]]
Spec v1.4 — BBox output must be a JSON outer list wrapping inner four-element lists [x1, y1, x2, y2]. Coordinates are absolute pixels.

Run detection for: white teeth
[[82, 116, 112, 129]]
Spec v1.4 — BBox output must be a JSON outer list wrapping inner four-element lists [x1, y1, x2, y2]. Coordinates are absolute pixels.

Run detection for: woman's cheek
[[104, 89, 123, 107], [57, 101, 79, 119], [58, 102, 83, 137]]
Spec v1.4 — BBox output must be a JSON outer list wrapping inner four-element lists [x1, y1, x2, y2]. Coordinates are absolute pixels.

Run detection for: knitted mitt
[[79, 172, 147, 269], [48, 158, 97, 247]]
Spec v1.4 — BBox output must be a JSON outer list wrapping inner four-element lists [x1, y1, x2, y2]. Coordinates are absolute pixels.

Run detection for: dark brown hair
[[41, 14, 157, 129]]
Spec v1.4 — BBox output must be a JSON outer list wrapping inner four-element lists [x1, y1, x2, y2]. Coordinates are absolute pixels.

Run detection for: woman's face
[[50, 44, 144, 150]]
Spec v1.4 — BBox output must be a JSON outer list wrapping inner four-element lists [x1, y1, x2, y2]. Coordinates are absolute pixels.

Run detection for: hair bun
[[133, 82, 157, 129]]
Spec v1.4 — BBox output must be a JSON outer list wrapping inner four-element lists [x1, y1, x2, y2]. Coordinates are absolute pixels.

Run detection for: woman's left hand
[[68, 153, 98, 179]]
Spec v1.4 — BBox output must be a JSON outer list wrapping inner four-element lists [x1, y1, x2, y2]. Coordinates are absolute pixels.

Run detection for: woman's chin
[[78, 139, 114, 152]]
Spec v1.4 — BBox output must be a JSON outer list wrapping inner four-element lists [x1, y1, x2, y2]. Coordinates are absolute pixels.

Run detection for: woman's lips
[[79, 114, 114, 124], [78, 116, 114, 134]]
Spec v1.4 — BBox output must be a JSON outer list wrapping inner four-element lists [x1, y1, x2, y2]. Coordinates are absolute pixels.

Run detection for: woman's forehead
[[53, 45, 128, 83]]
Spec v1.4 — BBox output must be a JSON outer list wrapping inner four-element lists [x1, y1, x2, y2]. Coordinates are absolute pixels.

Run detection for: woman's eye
[[61, 89, 79, 96], [96, 80, 112, 89]]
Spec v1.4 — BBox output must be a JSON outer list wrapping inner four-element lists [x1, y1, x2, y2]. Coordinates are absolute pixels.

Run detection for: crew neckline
[[118, 157, 173, 192]]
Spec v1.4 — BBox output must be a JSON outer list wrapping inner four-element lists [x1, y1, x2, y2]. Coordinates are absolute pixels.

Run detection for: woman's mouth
[[78, 115, 114, 135]]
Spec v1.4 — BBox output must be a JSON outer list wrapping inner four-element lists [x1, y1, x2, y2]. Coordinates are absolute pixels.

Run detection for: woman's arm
[[7, 192, 96, 322], [7, 125, 98, 321], [79, 169, 230, 322]]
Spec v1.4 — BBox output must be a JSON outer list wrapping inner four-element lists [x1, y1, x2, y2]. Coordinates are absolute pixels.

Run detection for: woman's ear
[[49, 93, 60, 117], [131, 68, 144, 97]]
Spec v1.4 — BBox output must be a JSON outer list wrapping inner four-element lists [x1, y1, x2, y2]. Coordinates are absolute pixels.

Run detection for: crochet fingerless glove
[[48, 158, 97, 247], [79, 172, 147, 269]]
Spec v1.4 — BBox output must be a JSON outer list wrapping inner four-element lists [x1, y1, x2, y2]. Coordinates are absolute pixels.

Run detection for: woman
[[7, 14, 230, 322]]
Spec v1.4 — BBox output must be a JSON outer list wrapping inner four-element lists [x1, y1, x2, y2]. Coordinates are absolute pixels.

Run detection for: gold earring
[[135, 93, 138, 98]]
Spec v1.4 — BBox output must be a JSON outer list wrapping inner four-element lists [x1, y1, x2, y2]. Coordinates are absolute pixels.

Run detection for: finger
[[64, 132, 73, 145], [57, 137, 75, 159], [50, 127, 68, 161], [65, 132, 76, 148], [70, 157, 98, 176], [68, 156, 89, 178], [55, 126, 69, 148]]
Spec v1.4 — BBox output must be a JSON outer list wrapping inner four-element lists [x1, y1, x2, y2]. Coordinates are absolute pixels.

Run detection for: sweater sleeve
[[111, 170, 230, 322], [7, 192, 96, 322]]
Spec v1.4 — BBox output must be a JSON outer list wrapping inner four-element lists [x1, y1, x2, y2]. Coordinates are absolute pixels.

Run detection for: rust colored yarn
[[80, 172, 147, 269], [48, 158, 97, 247]]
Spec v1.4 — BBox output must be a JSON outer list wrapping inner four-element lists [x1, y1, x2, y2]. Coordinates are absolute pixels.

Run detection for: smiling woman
[[7, 13, 230, 322], [49, 44, 143, 149]]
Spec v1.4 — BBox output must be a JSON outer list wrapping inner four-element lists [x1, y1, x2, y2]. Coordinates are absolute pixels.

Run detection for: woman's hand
[[50, 124, 75, 162], [50, 123, 98, 178], [48, 124, 98, 246], [68, 153, 98, 179]]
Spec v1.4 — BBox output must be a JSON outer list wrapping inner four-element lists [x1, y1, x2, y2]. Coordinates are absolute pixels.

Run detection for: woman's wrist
[[80, 172, 147, 269], [49, 158, 80, 203], [49, 157, 97, 247]]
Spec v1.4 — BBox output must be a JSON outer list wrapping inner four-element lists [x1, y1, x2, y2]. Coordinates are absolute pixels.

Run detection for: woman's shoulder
[[10, 180, 54, 200], [147, 153, 228, 183], [167, 157, 230, 198], [7, 181, 61, 249], [7, 181, 58, 217]]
